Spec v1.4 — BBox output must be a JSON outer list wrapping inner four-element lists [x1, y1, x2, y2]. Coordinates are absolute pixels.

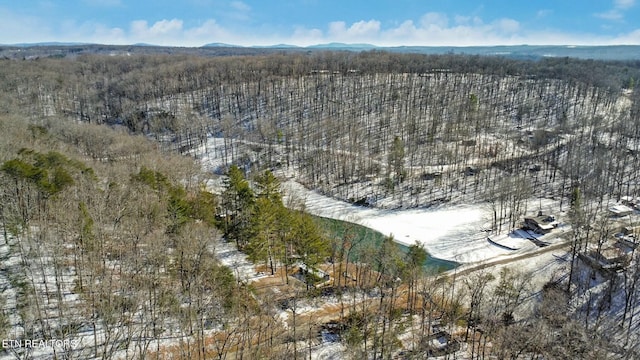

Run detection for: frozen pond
[[284, 181, 518, 264]]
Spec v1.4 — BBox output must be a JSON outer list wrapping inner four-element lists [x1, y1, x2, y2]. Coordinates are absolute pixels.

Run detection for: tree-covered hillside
[[0, 50, 639, 359]]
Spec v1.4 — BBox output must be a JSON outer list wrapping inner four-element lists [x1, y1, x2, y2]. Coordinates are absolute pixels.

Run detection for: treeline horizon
[[0, 50, 639, 358]]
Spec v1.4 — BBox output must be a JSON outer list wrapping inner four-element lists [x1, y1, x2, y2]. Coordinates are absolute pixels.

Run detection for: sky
[[1, 0, 639, 47]]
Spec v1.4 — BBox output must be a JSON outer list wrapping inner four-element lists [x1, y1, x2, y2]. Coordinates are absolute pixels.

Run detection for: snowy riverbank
[[283, 181, 523, 264]]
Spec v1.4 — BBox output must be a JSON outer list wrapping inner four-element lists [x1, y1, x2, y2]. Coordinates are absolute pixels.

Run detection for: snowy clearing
[[213, 239, 267, 283], [284, 180, 566, 265]]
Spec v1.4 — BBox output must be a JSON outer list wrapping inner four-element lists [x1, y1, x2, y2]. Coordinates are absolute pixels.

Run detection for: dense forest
[[0, 49, 639, 359]]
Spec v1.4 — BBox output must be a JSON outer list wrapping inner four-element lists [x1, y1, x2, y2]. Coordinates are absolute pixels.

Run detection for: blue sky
[[1, 0, 639, 46]]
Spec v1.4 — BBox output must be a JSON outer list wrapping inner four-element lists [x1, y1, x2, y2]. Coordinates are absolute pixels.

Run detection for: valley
[[0, 48, 639, 359]]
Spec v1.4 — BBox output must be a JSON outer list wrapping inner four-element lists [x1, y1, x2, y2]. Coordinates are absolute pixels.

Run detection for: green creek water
[[313, 215, 459, 273]]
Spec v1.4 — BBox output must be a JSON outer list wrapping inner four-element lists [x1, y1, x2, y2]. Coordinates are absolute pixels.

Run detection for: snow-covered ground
[[196, 135, 603, 358], [213, 238, 267, 283], [196, 135, 569, 266], [284, 180, 567, 265]]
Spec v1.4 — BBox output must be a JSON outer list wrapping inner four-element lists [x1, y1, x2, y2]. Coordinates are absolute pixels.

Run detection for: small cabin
[[621, 196, 640, 210], [523, 213, 558, 234], [580, 246, 628, 273], [297, 263, 330, 286], [608, 204, 634, 217]]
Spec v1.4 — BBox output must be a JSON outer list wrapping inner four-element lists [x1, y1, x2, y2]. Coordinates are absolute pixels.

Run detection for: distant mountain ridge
[[3, 42, 640, 60], [202, 42, 242, 48], [12, 41, 91, 47], [306, 42, 377, 50], [386, 44, 640, 61]]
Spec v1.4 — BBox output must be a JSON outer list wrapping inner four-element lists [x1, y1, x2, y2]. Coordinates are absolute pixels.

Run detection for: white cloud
[[385, 20, 417, 39], [131, 19, 184, 39], [123, 18, 247, 46], [615, 0, 635, 9], [83, 17, 640, 47], [0, 5, 639, 48], [185, 19, 233, 41], [291, 26, 323, 45], [327, 21, 346, 35], [92, 25, 126, 42], [494, 18, 520, 33], [348, 20, 381, 36], [150, 19, 184, 34], [359, 15, 522, 46], [278, 12, 640, 47], [613, 28, 640, 43], [0, 7, 55, 43], [222, 0, 252, 22], [596, 0, 636, 21], [595, 10, 624, 20], [420, 12, 449, 29], [328, 20, 381, 40], [230, 1, 251, 12], [454, 15, 482, 26], [536, 9, 552, 18]]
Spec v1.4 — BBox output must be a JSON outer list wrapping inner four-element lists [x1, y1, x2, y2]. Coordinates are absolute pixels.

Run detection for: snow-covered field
[[284, 180, 566, 265]]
